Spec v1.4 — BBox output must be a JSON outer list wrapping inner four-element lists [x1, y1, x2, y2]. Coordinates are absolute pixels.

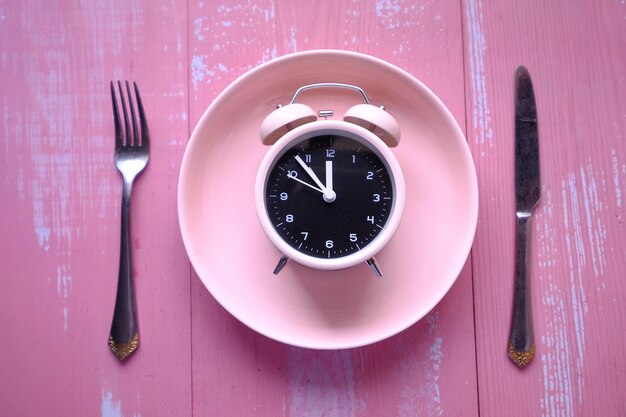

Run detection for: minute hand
[[295, 155, 327, 191]]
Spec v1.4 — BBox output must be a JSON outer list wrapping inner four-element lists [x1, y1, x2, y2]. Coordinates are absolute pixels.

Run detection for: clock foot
[[273, 254, 291, 275], [366, 257, 383, 278]]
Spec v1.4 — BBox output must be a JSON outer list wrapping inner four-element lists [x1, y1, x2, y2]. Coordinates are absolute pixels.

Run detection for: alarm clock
[[254, 83, 405, 277]]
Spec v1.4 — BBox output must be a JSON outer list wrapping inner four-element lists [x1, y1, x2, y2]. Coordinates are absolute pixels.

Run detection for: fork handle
[[508, 213, 535, 367], [108, 179, 140, 360]]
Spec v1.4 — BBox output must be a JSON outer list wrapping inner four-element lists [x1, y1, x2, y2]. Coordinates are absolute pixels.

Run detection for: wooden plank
[[7, 0, 623, 415], [464, 0, 626, 415], [188, 1, 478, 416], [0, 1, 191, 415]]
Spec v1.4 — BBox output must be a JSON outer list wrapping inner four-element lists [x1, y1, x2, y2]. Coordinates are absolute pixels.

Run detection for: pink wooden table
[[1, 1, 625, 416]]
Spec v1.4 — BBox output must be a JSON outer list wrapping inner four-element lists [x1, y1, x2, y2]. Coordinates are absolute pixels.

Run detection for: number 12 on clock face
[[265, 134, 394, 260]]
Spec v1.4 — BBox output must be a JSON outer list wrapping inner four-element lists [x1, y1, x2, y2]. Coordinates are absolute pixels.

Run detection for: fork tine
[[125, 81, 139, 147], [117, 80, 131, 146], [133, 82, 149, 150], [110, 81, 123, 148]]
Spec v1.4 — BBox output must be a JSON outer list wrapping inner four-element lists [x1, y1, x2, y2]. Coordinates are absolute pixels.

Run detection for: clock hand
[[287, 172, 325, 193], [325, 160, 333, 191], [294, 155, 327, 191], [324, 160, 336, 203], [294, 155, 335, 202]]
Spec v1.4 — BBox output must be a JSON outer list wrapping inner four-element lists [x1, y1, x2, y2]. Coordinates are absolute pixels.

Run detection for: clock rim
[[255, 120, 406, 271]]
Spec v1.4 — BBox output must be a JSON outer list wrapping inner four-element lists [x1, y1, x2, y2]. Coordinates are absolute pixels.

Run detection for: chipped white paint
[[193, 17, 206, 41], [563, 175, 587, 402], [57, 264, 72, 331], [375, 0, 401, 29], [32, 181, 51, 251], [539, 296, 575, 417], [374, 0, 435, 33], [261, 46, 279, 64], [427, 314, 444, 416], [193, 0, 281, 91], [579, 165, 607, 276], [286, 348, 356, 417], [191, 55, 216, 91], [465, 0, 493, 148], [101, 386, 141, 417], [559, 162, 613, 404], [611, 149, 622, 207], [262, 0, 276, 22], [538, 190, 575, 417], [215, 0, 275, 25], [553, 162, 616, 408], [395, 312, 443, 417], [286, 25, 298, 53], [101, 390, 122, 417], [19, 52, 82, 332]]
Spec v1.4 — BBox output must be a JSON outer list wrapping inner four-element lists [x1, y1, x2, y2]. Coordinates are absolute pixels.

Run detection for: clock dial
[[264, 134, 394, 259]]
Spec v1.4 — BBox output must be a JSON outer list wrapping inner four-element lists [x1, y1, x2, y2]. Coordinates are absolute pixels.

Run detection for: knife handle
[[508, 213, 535, 367]]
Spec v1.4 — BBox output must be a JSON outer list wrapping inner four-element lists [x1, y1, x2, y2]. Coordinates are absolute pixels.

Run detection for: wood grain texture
[[1, 0, 624, 416], [0, 0, 191, 415], [187, 1, 477, 416], [464, 0, 626, 416]]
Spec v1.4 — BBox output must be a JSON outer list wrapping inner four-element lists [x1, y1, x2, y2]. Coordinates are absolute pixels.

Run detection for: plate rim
[[178, 49, 478, 349]]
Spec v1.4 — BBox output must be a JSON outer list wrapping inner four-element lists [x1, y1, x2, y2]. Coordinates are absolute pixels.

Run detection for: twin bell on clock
[[254, 83, 406, 277]]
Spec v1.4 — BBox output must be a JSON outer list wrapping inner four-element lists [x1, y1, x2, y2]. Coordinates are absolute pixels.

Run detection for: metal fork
[[108, 81, 149, 360]]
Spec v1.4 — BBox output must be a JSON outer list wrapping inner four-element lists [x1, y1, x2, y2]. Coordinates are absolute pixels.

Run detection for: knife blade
[[508, 65, 540, 368]]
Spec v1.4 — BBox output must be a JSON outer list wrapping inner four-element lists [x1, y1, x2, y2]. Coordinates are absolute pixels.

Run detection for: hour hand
[[324, 160, 336, 202], [293, 155, 335, 202], [287, 172, 324, 193], [295, 155, 326, 191]]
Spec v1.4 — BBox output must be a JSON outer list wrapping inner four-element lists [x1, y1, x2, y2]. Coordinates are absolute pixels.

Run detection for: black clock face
[[264, 134, 394, 259]]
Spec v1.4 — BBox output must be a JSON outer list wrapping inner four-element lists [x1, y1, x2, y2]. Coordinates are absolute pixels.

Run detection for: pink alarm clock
[[254, 83, 405, 277]]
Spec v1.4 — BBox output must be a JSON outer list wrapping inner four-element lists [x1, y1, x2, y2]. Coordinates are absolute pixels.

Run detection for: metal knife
[[508, 65, 540, 368]]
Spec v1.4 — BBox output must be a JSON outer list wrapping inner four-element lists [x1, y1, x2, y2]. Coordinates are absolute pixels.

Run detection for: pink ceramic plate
[[178, 50, 478, 349]]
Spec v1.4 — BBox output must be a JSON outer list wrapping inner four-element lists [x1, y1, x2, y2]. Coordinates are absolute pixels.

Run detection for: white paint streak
[[261, 46, 278, 63], [553, 160, 617, 409], [465, 0, 493, 148], [57, 264, 72, 331], [32, 181, 52, 251], [193, 17, 206, 41], [22, 48, 82, 330], [191, 55, 215, 91], [286, 25, 298, 53], [101, 390, 122, 417], [611, 149, 622, 207], [539, 191, 575, 417], [101, 387, 141, 417], [375, 0, 433, 32], [579, 166, 607, 276], [395, 312, 443, 417], [286, 348, 356, 417], [539, 161, 613, 415], [375, 0, 401, 29], [561, 162, 611, 403], [429, 336, 443, 406], [564, 175, 587, 403], [261, 1, 275, 23]]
